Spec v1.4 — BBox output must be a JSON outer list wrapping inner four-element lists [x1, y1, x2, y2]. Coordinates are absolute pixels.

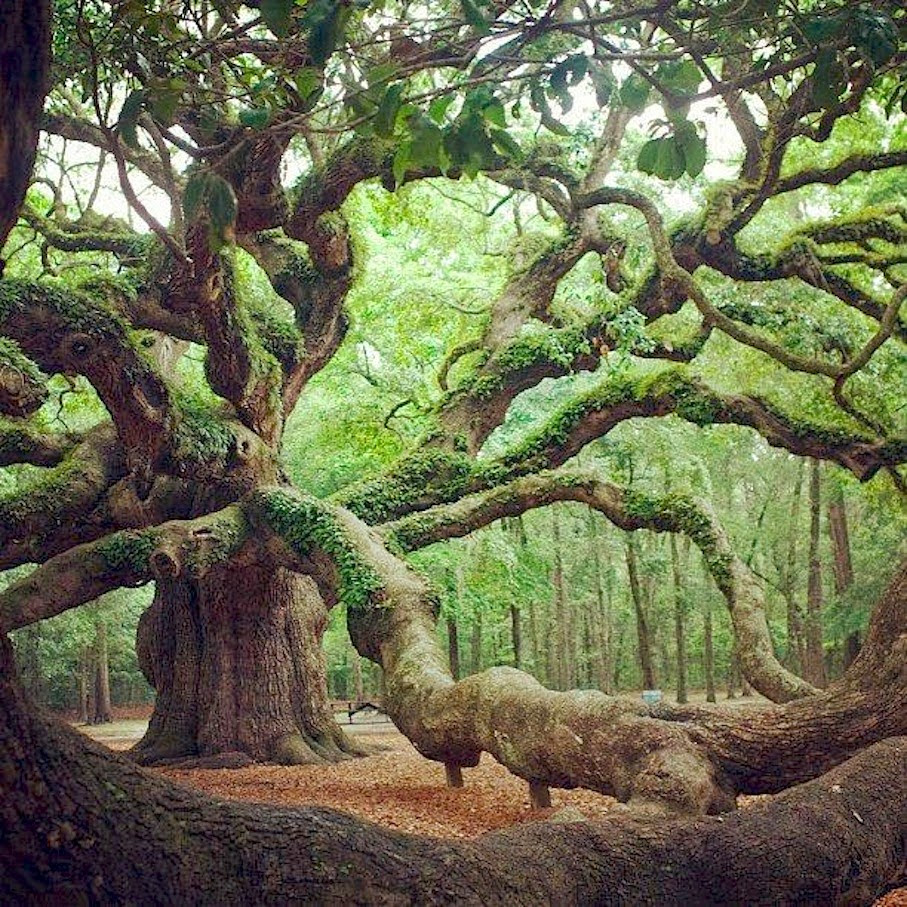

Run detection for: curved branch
[[0, 278, 174, 471], [253, 487, 907, 814], [381, 469, 815, 704], [0, 336, 47, 416], [0, 417, 76, 467], [0, 425, 123, 564]]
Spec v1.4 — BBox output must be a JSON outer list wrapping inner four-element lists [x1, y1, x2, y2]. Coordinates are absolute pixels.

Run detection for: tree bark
[[781, 461, 807, 672], [447, 616, 461, 680], [804, 459, 828, 688], [552, 510, 568, 690], [0, 1, 51, 255], [671, 535, 688, 704], [827, 483, 859, 669], [510, 605, 522, 669], [133, 566, 362, 765]]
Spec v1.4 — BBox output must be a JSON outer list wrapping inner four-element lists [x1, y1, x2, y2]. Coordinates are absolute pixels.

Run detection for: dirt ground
[[76, 716, 906, 902]]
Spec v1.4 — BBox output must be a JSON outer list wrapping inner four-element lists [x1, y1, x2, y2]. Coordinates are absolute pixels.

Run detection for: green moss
[[0, 279, 127, 336], [169, 392, 235, 469], [0, 337, 45, 386], [623, 489, 734, 590], [0, 456, 83, 529], [97, 529, 159, 573], [256, 489, 382, 612], [335, 447, 477, 524]]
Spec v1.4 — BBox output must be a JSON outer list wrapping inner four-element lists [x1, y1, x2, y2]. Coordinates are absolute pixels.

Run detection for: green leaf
[[460, 0, 490, 35], [375, 83, 405, 137], [618, 75, 650, 112], [429, 95, 456, 124], [656, 60, 701, 97], [489, 128, 521, 160], [295, 68, 322, 100], [637, 139, 661, 175], [650, 138, 685, 180], [802, 14, 843, 44], [182, 172, 209, 223], [813, 48, 847, 108], [392, 143, 410, 187], [679, 131, 707, 177], [408, 117, 443, 168], [260, 0, 295, 37], [239, 107, 271, 128], [481, 98, 506, 128]]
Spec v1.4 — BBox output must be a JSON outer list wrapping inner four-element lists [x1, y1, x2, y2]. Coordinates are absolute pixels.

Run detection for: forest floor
[[73, 692, 764, 837]]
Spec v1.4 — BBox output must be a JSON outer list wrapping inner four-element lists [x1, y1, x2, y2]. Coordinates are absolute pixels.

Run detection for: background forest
[[5, 110, 904, 715]]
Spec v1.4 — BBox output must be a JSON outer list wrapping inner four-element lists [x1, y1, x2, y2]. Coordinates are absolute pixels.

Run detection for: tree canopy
[[1, 0, 906, 902]]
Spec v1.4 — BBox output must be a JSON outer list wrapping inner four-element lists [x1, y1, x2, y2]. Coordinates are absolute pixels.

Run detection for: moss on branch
[[253, 488, 382, 611]]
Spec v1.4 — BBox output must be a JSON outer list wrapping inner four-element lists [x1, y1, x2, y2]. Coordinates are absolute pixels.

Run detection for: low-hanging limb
[[253, 487, 907, 814], [0, 417, 76, 467], [0, 278, 174, 474], [379, 469, 814, 703], [0, 425, 123, 568], [0, 504, 252, 633]]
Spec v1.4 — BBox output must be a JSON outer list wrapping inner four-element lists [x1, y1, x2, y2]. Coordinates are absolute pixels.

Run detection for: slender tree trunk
[[586, 508, 613, 693], [827, 483, 859, 670], [77, 651, 90, 724], [626, 535, 657, 690], [352, 649, 364, 701], [510, 605, 521, 669], [90, 620, 112, 725], [133, 567, 363, 765], [670, 534, 688, 704], [704, 596, 716, 703], [470, 609, 483, 675], [551, 510, 568, 690], [780, 461, 807, 672], [804, 459, 828, 688], [447, 616, 461, 680]]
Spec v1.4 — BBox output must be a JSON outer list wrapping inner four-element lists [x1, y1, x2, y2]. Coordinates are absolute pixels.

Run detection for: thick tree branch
[[0, 418, 76, 467], [0, 278, 174, 473], [253, 487, 906, 814], [0, 425, 123, 567], [381, 469, 815, 703], [0, 505, 251, 633]]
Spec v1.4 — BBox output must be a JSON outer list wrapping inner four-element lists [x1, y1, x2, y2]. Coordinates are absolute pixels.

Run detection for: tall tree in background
[[2, 0, 907, 899]]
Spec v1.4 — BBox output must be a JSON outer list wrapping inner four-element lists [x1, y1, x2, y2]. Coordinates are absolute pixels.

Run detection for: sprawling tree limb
[[0, 337, 47, 416], [2, 628, 904, 904], [338, 367, 905, 527], [254, 487, 907, 813], [381, 469, 814, 703], [0, 279, 174, 472], [0, 505, 251, 633], [0, 425, 123, 566]]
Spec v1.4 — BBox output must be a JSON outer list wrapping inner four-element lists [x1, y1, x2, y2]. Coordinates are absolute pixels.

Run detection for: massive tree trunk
[[626, 534, 657, 690], [0, 2, 50, 256], [133, 566, 360, 765]]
